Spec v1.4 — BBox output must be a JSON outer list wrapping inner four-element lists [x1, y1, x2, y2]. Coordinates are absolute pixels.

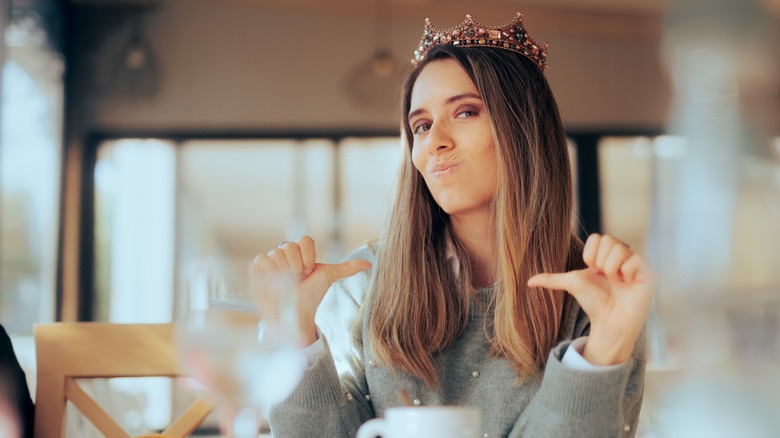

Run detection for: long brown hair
[[367, 44, 582, 387]]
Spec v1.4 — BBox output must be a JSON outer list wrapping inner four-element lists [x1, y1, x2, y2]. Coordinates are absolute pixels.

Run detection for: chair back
[[34, 322, 215, 438]]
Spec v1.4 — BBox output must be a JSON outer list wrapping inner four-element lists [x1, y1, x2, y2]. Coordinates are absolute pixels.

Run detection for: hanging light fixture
[[343, 0, 406, 110], [107, 13, 160, 98]]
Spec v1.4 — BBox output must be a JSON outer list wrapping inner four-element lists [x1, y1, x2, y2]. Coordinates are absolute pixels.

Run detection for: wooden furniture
[[34, 322, 215, 438]]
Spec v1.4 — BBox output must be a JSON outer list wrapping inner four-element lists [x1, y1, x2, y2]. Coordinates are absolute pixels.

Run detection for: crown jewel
[[412, 13, 548, 71]]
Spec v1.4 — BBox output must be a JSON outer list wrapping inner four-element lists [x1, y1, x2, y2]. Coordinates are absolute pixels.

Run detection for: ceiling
[[61, 0, 780, 40], [250, 0, 668, 16], [220, 0, 668, 40], [221, 0, 667, 24], [66, 0, 667, 16], [64, 0, 780, 20], [220, 0, 668, 22]]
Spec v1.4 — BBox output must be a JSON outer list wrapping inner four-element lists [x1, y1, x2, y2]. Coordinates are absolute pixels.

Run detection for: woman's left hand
[[527, 233, 657, 365]]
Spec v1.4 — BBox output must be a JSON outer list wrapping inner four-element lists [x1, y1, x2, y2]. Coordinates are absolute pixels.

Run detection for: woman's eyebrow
[[408, 92, 483, 120], [444, 92, 482, 106]]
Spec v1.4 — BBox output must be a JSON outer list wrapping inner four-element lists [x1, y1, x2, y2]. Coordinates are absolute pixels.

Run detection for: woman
[[256, 13, 655, 437]]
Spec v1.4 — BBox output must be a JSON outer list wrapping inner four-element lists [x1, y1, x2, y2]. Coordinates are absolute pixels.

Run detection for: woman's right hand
[[250, 236, 372, 346]]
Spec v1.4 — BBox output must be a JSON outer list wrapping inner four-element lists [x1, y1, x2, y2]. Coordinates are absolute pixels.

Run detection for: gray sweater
[[270, 244, 646, 437]]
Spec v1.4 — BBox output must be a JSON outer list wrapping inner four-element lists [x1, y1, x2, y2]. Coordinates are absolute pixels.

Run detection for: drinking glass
[[178, 259, 306, 438]]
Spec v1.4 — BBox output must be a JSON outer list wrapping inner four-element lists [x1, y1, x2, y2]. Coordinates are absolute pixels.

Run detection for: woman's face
[[408, 59, 499, 219]]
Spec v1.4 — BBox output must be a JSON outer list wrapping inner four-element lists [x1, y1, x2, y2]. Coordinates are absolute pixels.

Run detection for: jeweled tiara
[[412, 13, 548, 71]]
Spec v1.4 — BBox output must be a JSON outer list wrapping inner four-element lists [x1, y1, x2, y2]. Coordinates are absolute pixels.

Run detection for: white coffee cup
[[356, 406, 482, 438]]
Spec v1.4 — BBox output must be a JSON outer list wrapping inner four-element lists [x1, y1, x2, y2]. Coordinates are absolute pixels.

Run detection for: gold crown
[[412, 13, 548, 71]]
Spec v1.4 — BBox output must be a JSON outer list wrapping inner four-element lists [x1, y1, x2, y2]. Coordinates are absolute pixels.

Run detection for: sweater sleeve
[[510, 328, 647, 438], [268, 339, 374, 437]]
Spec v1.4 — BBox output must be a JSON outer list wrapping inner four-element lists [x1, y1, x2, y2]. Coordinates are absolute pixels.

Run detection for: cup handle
[[356, 418, 387, 438]]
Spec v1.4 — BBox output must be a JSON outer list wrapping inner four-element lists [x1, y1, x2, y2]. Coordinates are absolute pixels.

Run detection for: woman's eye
[[413, 123, 431, 134], [457, 109, 478, 118]]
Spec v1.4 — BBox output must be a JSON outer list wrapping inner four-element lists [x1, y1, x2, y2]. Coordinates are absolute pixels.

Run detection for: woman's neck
[[450, 210, 495, 288]]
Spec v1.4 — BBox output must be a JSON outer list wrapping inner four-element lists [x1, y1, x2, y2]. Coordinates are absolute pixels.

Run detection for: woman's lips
[[430, 161, 461, 178]]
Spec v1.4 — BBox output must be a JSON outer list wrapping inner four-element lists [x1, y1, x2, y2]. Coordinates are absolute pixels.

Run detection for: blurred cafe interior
[[0, 0, 779, 436]]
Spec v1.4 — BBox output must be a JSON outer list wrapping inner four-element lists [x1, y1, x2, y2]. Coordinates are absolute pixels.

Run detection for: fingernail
[[304, 268, 313, 276]]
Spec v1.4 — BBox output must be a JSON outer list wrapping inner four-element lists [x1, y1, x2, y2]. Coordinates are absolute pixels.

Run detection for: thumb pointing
[[527, 272, 571, 291], [321, 259, 372, 285]]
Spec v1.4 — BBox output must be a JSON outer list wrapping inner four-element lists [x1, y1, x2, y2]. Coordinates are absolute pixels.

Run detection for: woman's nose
[[425, 122, 454, 154]]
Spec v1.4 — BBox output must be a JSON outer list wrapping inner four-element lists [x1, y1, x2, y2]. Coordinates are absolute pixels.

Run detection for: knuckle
[[586, 233, 601, 246], [600, 234, 617, 246], [269, 250, 287, 264], [250, 256, 266, 271]]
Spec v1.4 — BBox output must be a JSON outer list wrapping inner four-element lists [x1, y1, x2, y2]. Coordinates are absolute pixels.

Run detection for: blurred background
[[0, 0, 778, 436]]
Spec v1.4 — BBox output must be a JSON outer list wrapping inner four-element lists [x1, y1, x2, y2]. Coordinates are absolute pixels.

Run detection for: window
[[0, 10, 63, 406], [0, 6, 63, 336], [598, 136, 654, 253], [91, 136, 403, 323], [93, 139, 177, 324]]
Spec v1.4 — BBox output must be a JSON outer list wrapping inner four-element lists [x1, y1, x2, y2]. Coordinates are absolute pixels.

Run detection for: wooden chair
[[34, 322, 216, 438]]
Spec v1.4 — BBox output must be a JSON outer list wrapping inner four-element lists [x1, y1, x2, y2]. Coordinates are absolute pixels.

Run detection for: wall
[[70, 0, 670, 132]]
